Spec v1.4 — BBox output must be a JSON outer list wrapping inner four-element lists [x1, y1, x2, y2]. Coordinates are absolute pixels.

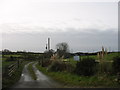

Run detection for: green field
[[80, 52, 119, 61], [66, 52, 119, 62], [103, 52, 119, 61], [3, 54, 22, 58], [2, 57, 16, 71]]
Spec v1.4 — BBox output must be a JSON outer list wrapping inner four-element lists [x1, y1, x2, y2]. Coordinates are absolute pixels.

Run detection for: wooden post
[[39, 60, 40, 65], [41, 55, 44, 67], [17, 60, 19, 68]]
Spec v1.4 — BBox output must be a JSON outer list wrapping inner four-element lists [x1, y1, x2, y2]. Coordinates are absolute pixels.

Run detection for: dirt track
[[12, 62, 61, 88]]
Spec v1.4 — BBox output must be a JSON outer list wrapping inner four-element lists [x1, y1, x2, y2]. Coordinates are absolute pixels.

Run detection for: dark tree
[[2, 49, 11, 55], [56, 42, 70, 58], [44, 49, 55, 58], [74, 57, 96, 76]]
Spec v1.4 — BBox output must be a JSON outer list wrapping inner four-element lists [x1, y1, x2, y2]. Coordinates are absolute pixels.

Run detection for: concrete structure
[[48, 38, 50, 51]]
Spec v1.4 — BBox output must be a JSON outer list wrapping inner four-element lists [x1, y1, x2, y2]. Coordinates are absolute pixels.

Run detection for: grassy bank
[[27, 62, 37, 80], [36, 64, 120, 88]]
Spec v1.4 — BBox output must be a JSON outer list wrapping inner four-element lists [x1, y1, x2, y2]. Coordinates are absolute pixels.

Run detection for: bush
[[97, 62, 112, 75], [41, 59, 52, 67], [47, 60, 66, 72], [74, 57, 96, 76], [66, 63, 75, 73], [112, 56, 120, 74], [6, 56, 16, 61]]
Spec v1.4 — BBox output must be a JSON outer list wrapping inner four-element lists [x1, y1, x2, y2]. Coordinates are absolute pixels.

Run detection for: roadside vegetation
[[36, 44, 120, 88], [2, 47, 120, 88], [36, 63, 119, 88]]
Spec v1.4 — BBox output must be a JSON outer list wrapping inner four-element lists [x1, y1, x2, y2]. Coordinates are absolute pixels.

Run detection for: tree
[[44, 49, 55, 58], [56, 42, 70, 58], [6, 56, 15, 61], [2, 49, 11, 55]]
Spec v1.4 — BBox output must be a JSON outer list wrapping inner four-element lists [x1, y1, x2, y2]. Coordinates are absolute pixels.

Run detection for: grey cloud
[[2, 28, 118, 53]]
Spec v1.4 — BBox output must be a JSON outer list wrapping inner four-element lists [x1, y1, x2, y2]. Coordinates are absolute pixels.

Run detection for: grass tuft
[[27, 62, 37, 80]]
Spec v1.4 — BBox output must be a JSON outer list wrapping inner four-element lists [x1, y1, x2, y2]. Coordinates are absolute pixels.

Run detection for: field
[[80, 52, 119, 61], [2, 54, 22, 71]]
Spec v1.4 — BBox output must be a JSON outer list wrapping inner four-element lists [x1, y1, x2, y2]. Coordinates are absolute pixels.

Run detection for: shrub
[[74, 57, 96, 76], [42, 59, 52, 67], [97, 62, 112, 75], [112, 56, 120, 74], [47, 60, 66, 72], [6, 56, 16, 61], [66, 63, 75, 73]]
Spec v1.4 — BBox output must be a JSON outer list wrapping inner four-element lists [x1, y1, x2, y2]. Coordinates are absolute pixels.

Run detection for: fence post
[[17, 60, 19, 68], [41, 60, 43, 67], [38, 60, 40, 65]]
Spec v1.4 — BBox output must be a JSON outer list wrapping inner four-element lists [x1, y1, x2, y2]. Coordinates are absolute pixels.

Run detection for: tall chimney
[[48, 38, 50, 51]]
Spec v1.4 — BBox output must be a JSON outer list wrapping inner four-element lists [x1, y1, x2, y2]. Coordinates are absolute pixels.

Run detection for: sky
[[0, 0, 119, 53]]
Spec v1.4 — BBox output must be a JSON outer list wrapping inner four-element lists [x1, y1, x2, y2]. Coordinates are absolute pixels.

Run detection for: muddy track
[[11, 62, 61, 88]]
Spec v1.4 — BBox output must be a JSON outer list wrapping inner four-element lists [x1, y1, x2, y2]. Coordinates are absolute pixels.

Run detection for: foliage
[[104, 52, 119, 61], [56, 42, 70, 58], [44, 49, 54, 58], [112, 56, 120, 74], [65, 62, 75, 73], [41, 59, 52, 67], [47, 60, 66, 72], [2, 49, 11, 55], [5, 56, 16, 61], [97, 62, 112, 74], [74, 57, 96, 76], [36, 64, 119, 88]]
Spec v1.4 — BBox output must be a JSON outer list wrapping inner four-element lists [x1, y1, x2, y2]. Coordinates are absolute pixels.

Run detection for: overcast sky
[[0, 0, 118, 53]]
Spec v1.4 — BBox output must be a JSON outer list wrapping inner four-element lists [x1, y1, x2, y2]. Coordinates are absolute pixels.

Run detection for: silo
[[48, 38, 50, 51]]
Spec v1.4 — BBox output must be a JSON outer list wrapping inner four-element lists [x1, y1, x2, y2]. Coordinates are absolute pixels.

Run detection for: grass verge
[[36, 64, 120, 88], [27, 62, 37, 80]]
